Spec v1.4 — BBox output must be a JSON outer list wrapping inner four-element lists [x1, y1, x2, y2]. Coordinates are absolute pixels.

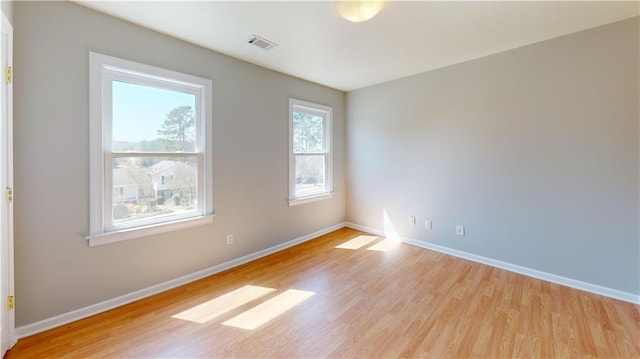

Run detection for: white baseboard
[[15, 223, 346, 339], [345, 222, 640, 305]]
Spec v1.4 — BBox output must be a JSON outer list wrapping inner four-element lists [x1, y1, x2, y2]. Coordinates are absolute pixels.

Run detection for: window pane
[[112, 81, 196, 152], [292, 111, 324, 153], [112, 156, 197, 225], [294, 155, 326, 197]]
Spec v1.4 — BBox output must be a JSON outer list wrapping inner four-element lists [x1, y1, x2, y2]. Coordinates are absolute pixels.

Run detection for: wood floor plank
[[6, 227, 640, 358]]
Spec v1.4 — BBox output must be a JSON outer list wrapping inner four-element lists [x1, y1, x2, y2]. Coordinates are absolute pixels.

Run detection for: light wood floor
[[6, 228, 640, 358]]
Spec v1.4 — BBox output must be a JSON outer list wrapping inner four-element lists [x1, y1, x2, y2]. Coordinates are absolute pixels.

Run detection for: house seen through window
[[111, 81, 198, 224]]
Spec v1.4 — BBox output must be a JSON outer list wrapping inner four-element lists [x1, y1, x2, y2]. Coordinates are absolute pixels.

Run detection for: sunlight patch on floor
[[222, 289, 315, 330], [367, 238, 399, 252], [172, 285, 276, 324], [335, 235, 378, 250]]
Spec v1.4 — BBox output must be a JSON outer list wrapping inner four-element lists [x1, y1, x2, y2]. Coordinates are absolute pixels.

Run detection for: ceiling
[[76, 1, 639, 92]]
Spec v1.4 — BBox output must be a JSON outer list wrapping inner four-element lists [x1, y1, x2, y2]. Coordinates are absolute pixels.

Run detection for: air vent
[[248, 34, 278, 51]]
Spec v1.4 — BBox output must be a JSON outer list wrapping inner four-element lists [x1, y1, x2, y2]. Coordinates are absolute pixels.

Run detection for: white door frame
[[0, 9, 15, 355]]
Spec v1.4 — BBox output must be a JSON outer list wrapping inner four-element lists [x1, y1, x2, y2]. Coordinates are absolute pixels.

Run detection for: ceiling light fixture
[[335, 0, 386, 23]]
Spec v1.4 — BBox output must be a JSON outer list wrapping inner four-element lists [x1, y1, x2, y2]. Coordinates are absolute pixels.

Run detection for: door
[[0, 10, 14, 355]]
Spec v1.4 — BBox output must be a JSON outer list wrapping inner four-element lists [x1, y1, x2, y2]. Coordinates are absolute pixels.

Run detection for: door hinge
[[5, 66, 11, 84], [6, 187, 12, 204], [7, 296, 13, 310]]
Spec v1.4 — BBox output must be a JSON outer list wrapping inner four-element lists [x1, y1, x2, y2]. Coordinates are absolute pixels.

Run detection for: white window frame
[[87, 52, 213, 246], [288, 98, 333, 206]]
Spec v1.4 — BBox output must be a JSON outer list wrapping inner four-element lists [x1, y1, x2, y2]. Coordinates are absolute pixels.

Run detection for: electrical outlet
[[425, 219, 432, 230], [226, 234, 234, 245], [409, 216, 416, 225], [456, 225, 465, 236]]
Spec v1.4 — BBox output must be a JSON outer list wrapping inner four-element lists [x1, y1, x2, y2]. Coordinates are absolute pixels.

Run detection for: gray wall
[[2, 1, 12, 25], [346, 18, 639, 295], [13, 1, 345, 326]]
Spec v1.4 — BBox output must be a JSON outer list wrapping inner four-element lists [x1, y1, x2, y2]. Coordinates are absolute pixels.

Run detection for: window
[[288, 98, 333, 205], [88, 52, 213, 246]]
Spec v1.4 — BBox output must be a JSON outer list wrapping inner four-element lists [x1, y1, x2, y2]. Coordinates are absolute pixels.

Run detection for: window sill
[[86, 214, 215, 247], [288, 192, 333, 206]]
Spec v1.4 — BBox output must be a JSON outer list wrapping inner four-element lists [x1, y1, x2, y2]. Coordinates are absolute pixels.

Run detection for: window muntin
[[289, 99, 332, 204], [89, 52, 213, 245]]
